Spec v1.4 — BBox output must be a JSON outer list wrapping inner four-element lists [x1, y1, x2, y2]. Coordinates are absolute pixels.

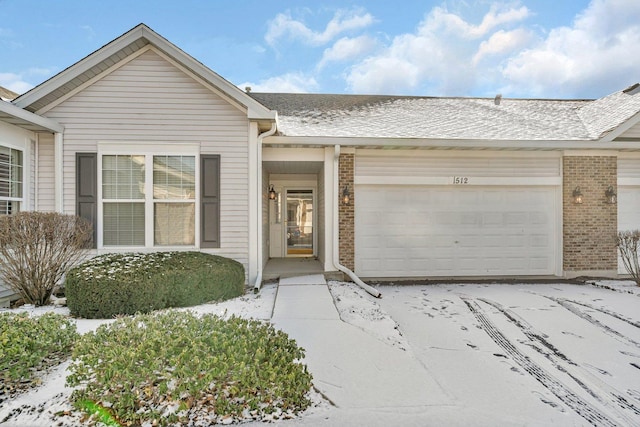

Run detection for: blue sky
[[1, 0, 639, 99]]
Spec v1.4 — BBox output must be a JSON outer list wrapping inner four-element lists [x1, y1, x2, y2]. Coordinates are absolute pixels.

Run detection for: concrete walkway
[[271, 275, 452, 413]]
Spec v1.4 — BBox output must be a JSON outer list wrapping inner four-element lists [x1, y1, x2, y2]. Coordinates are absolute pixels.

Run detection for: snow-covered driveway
[[376, 282, 640, 426]]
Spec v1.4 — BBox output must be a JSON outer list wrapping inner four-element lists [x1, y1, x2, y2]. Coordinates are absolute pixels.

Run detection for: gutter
[[332, 145, 381, 298], [253, 121, 278, 293]]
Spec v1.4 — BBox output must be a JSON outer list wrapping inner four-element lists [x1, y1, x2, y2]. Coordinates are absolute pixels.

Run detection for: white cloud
[[266, 8, 375, 46], [346, 3, 529, 95], [473, 28, 534, 65], [318, 35, 378, 68], [0, 72, 34, 94], [422, 4, 530, 38], [501, 0, 640, 97], [239, 73, 319, 93]]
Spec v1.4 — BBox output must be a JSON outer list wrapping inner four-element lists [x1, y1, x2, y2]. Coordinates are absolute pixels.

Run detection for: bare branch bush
[[616, 230, 640, 287], [0, 212, 92, 305]]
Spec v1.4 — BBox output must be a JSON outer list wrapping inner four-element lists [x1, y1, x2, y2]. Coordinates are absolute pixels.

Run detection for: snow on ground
[[2, 279, 640, 426], [328, 280, 410, 351]]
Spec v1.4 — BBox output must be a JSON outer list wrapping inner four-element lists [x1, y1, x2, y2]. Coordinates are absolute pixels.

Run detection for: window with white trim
[[0, 146, 23, 215], [100, 153, 196, 247]]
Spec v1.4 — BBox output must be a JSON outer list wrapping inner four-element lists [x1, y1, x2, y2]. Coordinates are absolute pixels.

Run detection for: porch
[[262, 257, 343, 282]]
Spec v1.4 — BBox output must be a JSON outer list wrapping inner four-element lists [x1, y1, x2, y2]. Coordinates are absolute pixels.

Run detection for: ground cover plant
[[0, 212, 92, 306], [65, 252, 245, 318], [67, 311, 313, 426], [0, 312, 78, 402]]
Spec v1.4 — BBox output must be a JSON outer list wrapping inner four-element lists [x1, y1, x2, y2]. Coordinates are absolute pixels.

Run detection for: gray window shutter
[[201, 155, 220, 248], [76, 153, 97, 248]]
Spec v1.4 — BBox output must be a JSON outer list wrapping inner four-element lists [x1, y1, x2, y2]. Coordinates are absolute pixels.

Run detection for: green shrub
[[0, 312, 78, 391], [65, 252, 245, 319], [67, 311, 313, 426]]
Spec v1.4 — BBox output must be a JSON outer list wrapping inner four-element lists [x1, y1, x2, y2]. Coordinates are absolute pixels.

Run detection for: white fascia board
[[264, 135, 640, 151], [0, 102, 63, 132]]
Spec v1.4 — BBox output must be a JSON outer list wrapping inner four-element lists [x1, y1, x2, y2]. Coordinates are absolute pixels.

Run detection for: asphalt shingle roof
[[250, 85, 640, 141]]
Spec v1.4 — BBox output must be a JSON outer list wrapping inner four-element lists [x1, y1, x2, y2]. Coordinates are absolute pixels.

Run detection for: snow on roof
[[250, 88, 640, 141], [577, 84, 640, 139]]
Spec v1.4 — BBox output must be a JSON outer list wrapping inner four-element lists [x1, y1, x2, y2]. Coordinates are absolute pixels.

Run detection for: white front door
[[285, 189, 314, 256]]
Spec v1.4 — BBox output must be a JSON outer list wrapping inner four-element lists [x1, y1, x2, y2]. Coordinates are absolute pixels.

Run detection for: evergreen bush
[[65, 252, 244, 318]]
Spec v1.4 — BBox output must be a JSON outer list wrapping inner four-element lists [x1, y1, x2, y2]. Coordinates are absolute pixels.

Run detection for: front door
[[286, 189, 314, 256]]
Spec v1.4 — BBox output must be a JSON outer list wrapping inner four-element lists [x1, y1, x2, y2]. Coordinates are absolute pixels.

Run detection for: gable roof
[[577, 84, 640, 141], [12, 24, 276, 125], [251, 86, 640, 142]]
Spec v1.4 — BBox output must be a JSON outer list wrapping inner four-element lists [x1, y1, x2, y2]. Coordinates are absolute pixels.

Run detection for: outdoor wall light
[[572, 186, 583, 204], [342, 185, 351, 205], [268, 185, 277, 200], [605, 186, 617, 204]]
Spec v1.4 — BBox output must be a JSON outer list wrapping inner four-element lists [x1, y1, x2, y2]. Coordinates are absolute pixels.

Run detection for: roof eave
[[0, 101, 63, 133], [263, 135, 640, 151]]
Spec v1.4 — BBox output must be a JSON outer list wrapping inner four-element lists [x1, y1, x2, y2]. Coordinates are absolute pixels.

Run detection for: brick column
[[563, 156, 617, 275], [338, 153, 355, 270]]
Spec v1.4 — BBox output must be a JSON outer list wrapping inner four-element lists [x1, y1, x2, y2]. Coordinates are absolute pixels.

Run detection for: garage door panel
[[355, 185, 558, 277], [617, 186, 640, 273]]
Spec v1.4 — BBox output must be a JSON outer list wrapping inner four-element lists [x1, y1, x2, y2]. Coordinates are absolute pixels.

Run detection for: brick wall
[[563, 156, 617, 272], [338, 153, 355, 270]]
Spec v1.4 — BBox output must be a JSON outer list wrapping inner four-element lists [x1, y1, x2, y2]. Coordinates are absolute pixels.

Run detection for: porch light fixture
[[342, 185, 351, 205], [572, 186, 583, 204], [605, 186, 617, 204], [268, 185, 277, 200]]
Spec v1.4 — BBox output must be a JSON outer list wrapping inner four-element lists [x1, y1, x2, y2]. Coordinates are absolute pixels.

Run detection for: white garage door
[[355, 185, 559, 277], [617, 158, 640, 273], [618, 187, 640, 233]]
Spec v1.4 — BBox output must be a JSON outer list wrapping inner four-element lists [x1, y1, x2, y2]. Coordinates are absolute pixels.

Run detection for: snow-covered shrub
[[67, 311, 312, 425], [0, 312, 78, 393], [0, 212, 92, 306], [616, 230, 640, 286], [65, 252, 245, 318]]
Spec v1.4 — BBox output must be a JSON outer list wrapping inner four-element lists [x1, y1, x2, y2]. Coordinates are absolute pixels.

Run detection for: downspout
[[333, 145, 381, 298], [253, 121, 277, 293]]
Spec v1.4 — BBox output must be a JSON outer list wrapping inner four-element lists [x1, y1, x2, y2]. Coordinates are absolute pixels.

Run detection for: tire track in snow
[[558, 299, 640, 330], [541, 296, 640, 349], [478, 298, 640, 420], [462, 298, 618, 427]]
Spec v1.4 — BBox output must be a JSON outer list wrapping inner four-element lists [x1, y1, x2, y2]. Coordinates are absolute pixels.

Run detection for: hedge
[[65, 252, 245, 318]]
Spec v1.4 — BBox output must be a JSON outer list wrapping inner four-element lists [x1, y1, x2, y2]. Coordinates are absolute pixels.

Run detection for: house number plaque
[[452, 176, 470, 184]]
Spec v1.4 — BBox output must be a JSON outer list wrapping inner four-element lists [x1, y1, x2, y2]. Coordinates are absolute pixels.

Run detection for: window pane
[[153, 156, 195, 200], [102, 155, 144, 199], [103, 202, 145, 246], [0, 147, 22, 200], [0, 200, 18, 215], [154, 203, 195, 245]]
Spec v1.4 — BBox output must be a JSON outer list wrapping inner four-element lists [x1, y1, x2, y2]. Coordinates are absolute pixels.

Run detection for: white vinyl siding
[[356, 152, 561, 181], [36, 133, 55, 212], [354, 152, 561, 278], [43, 49, 250, 266]]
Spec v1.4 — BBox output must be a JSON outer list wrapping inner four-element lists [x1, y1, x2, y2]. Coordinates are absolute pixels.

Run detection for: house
[[1, 23, 640, 302]]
